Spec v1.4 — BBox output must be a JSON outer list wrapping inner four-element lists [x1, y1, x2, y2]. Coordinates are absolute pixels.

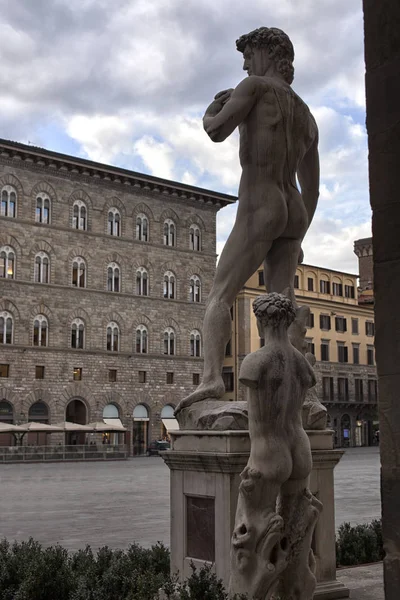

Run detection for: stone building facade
[[223, 262, 378, 447], [0, 138, 234, 454]]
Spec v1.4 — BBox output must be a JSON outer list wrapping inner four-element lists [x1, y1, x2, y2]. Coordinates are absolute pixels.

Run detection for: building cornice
[[0, 138, 236, 210]]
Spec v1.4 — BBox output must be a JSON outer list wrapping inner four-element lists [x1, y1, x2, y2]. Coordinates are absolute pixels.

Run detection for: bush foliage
[[0, 521, 383, 599], [336, 519, 384, 566]]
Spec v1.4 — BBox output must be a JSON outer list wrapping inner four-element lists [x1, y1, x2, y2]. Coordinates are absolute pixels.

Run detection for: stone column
[[363, 2, 400, 598], [163, 429, 349, 598]]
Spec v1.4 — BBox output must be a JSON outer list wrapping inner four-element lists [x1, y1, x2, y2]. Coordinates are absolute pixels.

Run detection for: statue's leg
[[263, 236, 302, 302], [175, 226, 273, 413]]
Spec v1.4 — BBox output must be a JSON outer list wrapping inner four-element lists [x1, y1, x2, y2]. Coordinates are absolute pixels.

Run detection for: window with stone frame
[[163, 271, 176, 299], [337, 377, 349, 401], [107, 208, 121, 236], [351, 318, 359, 335], [320, 340, 330, 361], [320, 279, 330, 294], [72, 257, 86, 288], [136, 214, 149, 242], [222, 367, 234, 392], [306, 312, 314, 328], [189, 225, 201, 251], [335, 316, 347, 333], [322, 376, 334, 401], [332, 282, 343, 296], [71, 318, 85, 349], [352, 343, 360, 365], [307, 277, 314, 291], [107, 262, 120, 292], [345, 284, 355, 299], [337, 342, 348, 363], [355, 378, 364, 401], [0, 311, 13, 344], [367, 345, 375, 365], [189, 275, 201, 302], [319, 314, 331, 330], [163, 327, 175, 355], [258, 270, 265, 287], [136, 267, 149, 296], [368, 379, 378, 402], [1, 185, 16, 217], [190, 330, 201, 357], [365, 321, 375, 336], [163, 219, 176, 246], [136, 325, 148, 354], [305, 338, 315, 355], [35, 194, 50, 224], [34, 252, 50, 283], [0, 246, 15, 279], [33, 315, 48, 347], [72, 200, 87, 230], [106, 322, 120, 352], [294, 274, 299, 289]]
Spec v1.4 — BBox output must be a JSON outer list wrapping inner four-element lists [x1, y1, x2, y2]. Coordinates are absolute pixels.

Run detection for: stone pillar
[[363, 2, 400, 598], [163, 429, 349, 599]]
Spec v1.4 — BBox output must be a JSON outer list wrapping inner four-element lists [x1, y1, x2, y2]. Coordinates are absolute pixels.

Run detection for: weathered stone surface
[[229, 294, 321, 600], [176, 399, 248, 430]]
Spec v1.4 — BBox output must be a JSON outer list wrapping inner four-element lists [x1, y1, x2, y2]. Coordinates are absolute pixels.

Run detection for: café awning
[[0, 422, 26, 433], [19, 422, 64, 432], [87, 421, 126, 432], [161, 418, 179, 431], [54, 422, 93, 431]]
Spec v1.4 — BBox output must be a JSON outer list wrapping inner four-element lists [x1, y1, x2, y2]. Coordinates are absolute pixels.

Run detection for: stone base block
[[314, 580, 350, 599]]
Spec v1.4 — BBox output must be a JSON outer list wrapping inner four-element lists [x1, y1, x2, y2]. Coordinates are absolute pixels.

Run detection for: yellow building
[[223, 262, 378, 447]]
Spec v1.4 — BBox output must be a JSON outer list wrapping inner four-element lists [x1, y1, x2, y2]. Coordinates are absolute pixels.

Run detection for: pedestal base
[[162, 429, 350, 599]]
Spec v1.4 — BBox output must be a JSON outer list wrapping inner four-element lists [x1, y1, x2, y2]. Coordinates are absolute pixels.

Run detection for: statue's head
[[253, 293, 296, 329], [236, 27, 294, 84]]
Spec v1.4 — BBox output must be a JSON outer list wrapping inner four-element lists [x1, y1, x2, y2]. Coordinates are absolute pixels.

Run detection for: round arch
[[103, 403, 119, 419], [0, 399, 13, 422], [28, 401, 49, 423]]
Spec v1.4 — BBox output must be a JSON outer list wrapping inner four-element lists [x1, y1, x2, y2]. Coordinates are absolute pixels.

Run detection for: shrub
[[336, 519, 384, 566]]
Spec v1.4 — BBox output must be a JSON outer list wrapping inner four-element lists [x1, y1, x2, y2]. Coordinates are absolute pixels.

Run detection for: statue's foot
[[175, 377, 225, 415]]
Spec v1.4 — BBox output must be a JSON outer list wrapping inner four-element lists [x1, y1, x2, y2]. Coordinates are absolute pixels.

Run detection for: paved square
[[0, 447, 380, 550]]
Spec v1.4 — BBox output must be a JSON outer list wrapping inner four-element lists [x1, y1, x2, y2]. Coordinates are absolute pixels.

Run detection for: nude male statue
[[229, 293, 321, 599], [175, 27, 319, 415]]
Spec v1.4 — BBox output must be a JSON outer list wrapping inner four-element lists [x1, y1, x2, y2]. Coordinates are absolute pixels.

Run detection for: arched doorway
[[132, 404, 149, 456], [28, 401, 49, 446], [160, 404, 179, 440], [66, 398, 87, 445], [0, 400, 14, 446], [341, 414, 351, 447], [102, 403, 121, 446]]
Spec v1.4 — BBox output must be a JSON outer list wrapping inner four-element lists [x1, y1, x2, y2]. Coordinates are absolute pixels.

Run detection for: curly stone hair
[[253, 293, 296, 328], [236, 27, 295, 85]]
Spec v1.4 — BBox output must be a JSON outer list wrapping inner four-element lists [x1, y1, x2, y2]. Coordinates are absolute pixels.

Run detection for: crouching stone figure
[[229, 293, 322, 600]]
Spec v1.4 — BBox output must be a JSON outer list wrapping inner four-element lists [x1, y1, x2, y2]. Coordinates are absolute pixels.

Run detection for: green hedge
[[336, 519, 384, 566], [0, 521, 384, 599]]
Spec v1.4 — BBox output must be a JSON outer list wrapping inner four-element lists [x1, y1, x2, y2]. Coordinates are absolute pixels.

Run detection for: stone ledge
[[161, 450, 249, 473], [314, 579, 350, 599]]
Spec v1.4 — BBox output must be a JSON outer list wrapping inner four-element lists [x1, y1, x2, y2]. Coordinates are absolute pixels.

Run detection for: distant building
[[223, 261, 378, 447], [354, 237, 374, 305], [0, 138, 234, 454]]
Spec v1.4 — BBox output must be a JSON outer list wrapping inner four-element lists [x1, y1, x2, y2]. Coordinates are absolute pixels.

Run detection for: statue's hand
[[214, 88, 234, 104]]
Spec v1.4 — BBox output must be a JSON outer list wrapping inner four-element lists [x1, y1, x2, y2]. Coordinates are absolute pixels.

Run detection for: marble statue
[[229, 293, 322, 600], [175, 26, 319, 416]]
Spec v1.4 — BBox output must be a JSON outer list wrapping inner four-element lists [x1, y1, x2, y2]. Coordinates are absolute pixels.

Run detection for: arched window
[[136, 267, 149, 296], [163, 219, 175, 246], [72, 200, 87, 230], [189, 225, 201, 251], [0, 246, 15, 279], [36, 194, 50, 224], [33, 315, 48, 347], [107, 208, 121, 236], [1, 185, 16, 218], [164, 271, 176, 299], [136, 325, 148, 354], [0, 311, 13, 344], [28, 401, 49, 423], [164, 327, 175, 355], [34, 252, 50, 283], [107, 262, 120, 292], [106, 322, 119, 352], [190, 275, 201, 303], [136, 214, 149, 242], [72, 257, 86, 288], [190, 330, 201, 357], [71, 318, 85, 349]]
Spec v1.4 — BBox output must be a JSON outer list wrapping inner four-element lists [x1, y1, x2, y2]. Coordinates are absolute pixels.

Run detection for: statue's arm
[[298, 123, 320, 228], [203, 78, 257, 143], [238, 353, 260, 389]]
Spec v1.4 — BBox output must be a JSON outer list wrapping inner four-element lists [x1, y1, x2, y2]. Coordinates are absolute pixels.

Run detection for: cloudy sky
[[0, 0, 370, 274]]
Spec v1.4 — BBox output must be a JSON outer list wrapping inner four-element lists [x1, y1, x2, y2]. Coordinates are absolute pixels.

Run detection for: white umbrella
[[0, 422, 26, 432], [19, 422, 64, 432], [87, 421, 127, 432], [53, 421, 93, 431]]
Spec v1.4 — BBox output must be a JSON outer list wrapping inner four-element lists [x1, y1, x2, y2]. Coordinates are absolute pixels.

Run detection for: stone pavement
[[337, 562, 384, 600]]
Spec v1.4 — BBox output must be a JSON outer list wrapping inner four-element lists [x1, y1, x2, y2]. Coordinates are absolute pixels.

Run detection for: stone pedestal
[[162, 429, 349, 599]]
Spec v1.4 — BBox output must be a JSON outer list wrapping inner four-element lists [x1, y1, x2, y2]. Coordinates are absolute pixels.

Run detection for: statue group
[[175, 26, 324, 600]]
